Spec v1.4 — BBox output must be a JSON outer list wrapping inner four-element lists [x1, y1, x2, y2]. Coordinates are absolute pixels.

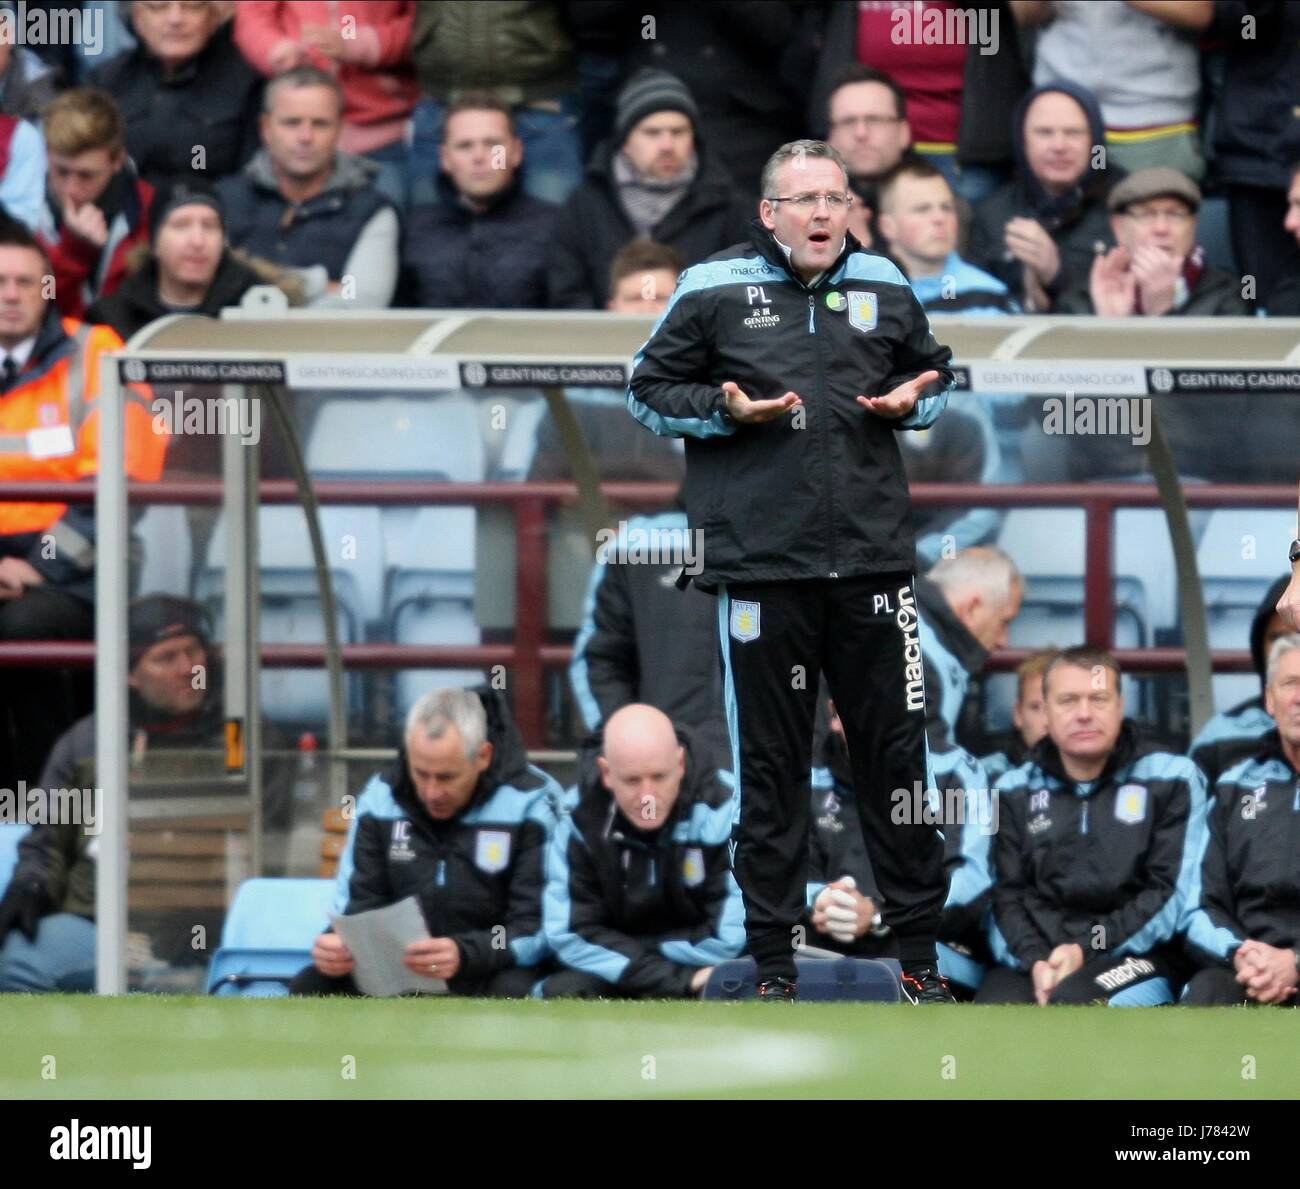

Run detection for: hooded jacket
[[218, 149, 395, 283], [967, 81, 1118, 307], [1182, 730, 1300, 967], [989, 721, 1207, 971], [1189, 573, 1291, 785], [547, 138, 752, 310], [628, 222, 954, 591], [85, 250, 264, 342], [331, 689, 561, 987], [543, 725, 744, 996]]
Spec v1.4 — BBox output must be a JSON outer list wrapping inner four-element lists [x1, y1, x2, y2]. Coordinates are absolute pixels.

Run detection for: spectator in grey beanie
[[547, 68, 751, 308]]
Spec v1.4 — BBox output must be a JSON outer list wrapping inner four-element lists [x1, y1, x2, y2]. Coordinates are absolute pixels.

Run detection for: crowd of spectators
[[0, 2, 1295, 1003]]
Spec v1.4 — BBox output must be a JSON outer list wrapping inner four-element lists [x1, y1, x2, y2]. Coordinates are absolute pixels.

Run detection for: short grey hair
[[927, 546, 1023, 609], [404, 688, 487, 759], [1266, 634, 1300, 686], [761, 139, 849, 201], [264, 65, 344, 116]]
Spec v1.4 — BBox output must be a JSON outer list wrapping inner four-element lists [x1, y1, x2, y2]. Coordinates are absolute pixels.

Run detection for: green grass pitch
[[3, 996, 1298, 1099]]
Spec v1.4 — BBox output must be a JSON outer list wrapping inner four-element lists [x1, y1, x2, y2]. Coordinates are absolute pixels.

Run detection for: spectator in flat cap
[[1059, 167, 1247, 318], [547, 68, 751, 310], [1030, 166, 1263, 486]]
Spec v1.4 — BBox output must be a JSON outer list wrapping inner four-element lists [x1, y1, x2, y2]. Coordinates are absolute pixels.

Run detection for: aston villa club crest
[[1114, 784, 1148, 825], [729, 599, 760, 643], [474, 829, 512, 873], [847, 290, 878, 332], [682, 847, 705, 887]]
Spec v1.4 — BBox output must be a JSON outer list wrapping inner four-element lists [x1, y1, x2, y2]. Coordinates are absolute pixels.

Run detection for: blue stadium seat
[[307, 394, 485, 483], [1196, 509, 1295, 712], [205, 877, 334, 997], [387, 506, 483, 716], [200, 505, 387, 633], [196, 506, 381, 725], [306, 393, 486, 662], [997, 508, 1147, 643], [134, 505, 193, 598], [0, 823, 30, 891], [495, 397, 549, 481]]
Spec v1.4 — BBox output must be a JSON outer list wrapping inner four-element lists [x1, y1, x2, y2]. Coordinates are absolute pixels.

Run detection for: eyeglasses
[[829, 115, 903, 132], [766, 193, 854, 210], [1122, 207, 1194, 225]]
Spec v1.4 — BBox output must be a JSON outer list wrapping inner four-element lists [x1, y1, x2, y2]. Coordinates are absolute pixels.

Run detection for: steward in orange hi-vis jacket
[[0, 219, 166, 788]]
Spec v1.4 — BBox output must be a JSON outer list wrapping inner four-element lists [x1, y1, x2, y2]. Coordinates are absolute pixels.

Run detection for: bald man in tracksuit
[[542, 708, 744, 998], [628, 139, 955, 1001]]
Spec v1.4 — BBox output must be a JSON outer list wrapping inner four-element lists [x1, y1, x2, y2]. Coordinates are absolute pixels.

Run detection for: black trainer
[[756, 976, 798, 1002], [900, 967, 956, 1004]]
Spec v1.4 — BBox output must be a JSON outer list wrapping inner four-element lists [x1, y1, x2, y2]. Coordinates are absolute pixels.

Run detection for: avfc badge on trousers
[[730, 599, 761, 643]]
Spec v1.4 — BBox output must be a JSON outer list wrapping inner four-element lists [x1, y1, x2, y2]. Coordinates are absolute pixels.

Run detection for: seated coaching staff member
[[292, 687, 560, 997], [541, 704, 744, 998], [627, 138, 956, 1002]]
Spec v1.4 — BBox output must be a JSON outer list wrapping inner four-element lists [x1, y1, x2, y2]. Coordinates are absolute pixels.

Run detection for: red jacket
[[234, 2, 417, 155], [36, 172, 154, 321]]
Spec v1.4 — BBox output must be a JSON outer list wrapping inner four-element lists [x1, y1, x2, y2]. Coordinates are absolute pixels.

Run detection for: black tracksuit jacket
[[542, 727, 744, 996], [332, 691, 561, 988], [627, 220, 954, 592]]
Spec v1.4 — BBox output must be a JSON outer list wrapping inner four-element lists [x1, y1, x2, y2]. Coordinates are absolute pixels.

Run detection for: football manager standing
[[627, 139, 956, 1002]]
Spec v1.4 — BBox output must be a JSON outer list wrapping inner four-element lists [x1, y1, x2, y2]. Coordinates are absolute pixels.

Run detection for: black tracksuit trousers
[[717, 573, 945, 981]]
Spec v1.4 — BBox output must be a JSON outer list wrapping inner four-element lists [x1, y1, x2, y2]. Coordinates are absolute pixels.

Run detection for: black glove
[[0, 880, 49, 944]]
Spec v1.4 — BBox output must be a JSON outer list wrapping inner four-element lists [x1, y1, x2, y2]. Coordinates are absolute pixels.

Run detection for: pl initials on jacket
[[627, 223, 954, 591]]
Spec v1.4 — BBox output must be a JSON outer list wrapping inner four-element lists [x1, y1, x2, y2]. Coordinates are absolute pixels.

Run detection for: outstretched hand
[[856, 370, 941, 419], [721, 380, 802, 424]]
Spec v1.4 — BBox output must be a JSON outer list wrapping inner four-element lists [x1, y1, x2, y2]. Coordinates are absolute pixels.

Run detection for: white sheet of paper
[[328, 897, 448, 997]]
